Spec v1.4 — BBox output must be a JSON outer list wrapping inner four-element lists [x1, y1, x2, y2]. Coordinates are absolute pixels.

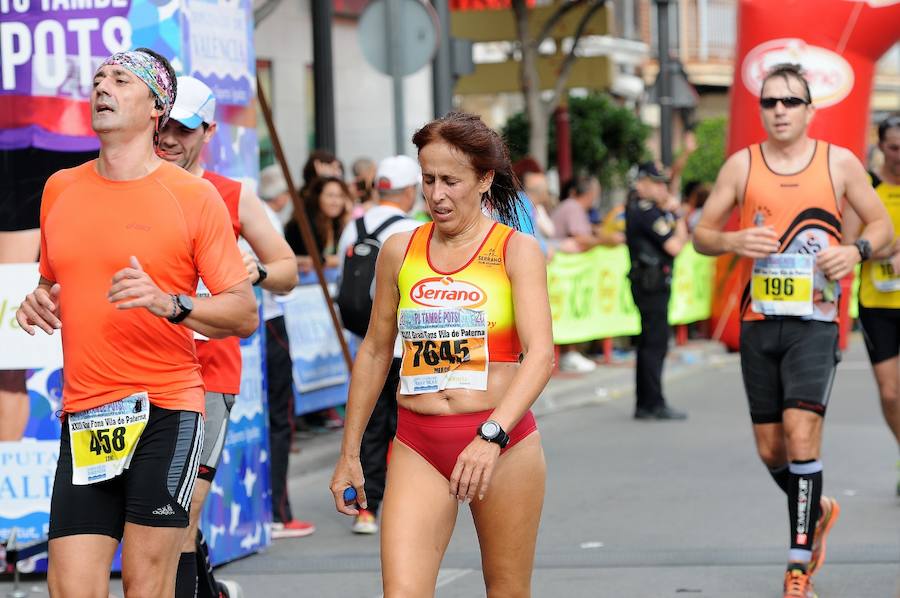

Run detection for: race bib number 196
[[751, 254, 814, 317], [69, 392, 149, 485]]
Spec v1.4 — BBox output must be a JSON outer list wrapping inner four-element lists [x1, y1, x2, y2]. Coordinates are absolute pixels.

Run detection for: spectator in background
[[668, 128, 698, 197], [259, 163, 293, 225], [512, 157, 555, 248], [257, 165, 317, 541], [599, 201, 627, 247], [300, 149, 343, 200], [336, 155, 422, 536], [683, 180, 711, 234], [553, 175, 598, 251], [551, 174, 605, 373], [350, 157, 378, 216], [285, 176, 349, 273]]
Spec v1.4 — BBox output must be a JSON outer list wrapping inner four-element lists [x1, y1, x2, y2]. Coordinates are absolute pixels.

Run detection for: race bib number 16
[[871, 259, 900, 293]]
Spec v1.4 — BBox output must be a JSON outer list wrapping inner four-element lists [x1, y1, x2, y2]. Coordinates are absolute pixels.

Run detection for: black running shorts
[[739, 319, 841, 424], [49, 405, 204, 540], [858, 305, 900, 365]]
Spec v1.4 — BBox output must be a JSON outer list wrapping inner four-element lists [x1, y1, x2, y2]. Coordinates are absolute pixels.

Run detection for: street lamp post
[[432, 0, 453, 119], [312, 0, 336, 153], [655, 0, 672, 167]]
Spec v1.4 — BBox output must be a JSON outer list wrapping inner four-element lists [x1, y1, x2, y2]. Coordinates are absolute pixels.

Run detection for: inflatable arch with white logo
[[712, 0, 900, 350]]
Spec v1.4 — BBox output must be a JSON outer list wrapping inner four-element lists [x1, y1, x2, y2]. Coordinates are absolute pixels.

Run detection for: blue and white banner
[[200, 313, 271, 565], [280, 272, 353, 415]]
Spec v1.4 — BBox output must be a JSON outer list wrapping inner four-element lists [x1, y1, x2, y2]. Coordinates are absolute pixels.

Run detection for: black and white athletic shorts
[[740, 319, 841, 424], [49, 405, 204, 540]]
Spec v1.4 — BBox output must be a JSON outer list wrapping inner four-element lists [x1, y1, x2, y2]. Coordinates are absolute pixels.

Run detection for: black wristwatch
[[477, 420, 510, 449], [167, 293, 194, 324], [854, 238, 872, 261], [253, 261, 268, 287]]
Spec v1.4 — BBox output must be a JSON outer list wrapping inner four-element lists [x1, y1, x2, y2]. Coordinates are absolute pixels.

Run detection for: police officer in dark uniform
[[626, 162, 690, 420]]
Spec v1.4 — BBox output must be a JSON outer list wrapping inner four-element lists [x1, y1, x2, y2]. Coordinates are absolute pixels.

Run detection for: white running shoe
[[351, 509, 379, 534], [218, 580, 244, 598], [559, 351, 597, 373]]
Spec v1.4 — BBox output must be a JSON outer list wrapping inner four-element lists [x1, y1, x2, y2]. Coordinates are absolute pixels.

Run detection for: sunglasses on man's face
[[759, 96, 810, 110]]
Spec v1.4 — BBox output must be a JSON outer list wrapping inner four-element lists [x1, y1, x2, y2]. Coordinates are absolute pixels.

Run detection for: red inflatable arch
[[712, 0, 900, 351]]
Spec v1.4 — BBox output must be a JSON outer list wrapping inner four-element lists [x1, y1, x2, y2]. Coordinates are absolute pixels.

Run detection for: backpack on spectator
[[337, 215, 406, 337]]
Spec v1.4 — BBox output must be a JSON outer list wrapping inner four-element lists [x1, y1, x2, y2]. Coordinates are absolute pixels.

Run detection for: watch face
[[481, 421, 500, 439], [178, 294, 194, 311]]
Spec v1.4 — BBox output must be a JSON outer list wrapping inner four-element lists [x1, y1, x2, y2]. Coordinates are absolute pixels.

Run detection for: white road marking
[[370, 568, 472, 597]]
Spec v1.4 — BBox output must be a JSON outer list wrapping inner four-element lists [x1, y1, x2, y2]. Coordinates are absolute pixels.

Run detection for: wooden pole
[[256, 78, 354, 372]]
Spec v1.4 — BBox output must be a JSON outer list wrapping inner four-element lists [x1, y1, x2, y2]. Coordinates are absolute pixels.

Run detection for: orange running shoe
[[783, 568, 817, 598], [808, 496, 840, 576]]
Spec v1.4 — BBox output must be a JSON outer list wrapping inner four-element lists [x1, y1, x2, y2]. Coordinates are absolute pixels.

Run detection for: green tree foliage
[[502, 93, 650, 189], [681, 117, 727, 189]]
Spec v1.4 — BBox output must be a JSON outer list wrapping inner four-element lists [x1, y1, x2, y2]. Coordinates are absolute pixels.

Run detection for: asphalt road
[[211, 340, 899, 598], [3, 340, 898, 597]]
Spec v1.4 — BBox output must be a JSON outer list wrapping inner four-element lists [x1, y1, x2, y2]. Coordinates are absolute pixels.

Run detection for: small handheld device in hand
[[754, 212, 765, 227], [343, 487, 357, 504]]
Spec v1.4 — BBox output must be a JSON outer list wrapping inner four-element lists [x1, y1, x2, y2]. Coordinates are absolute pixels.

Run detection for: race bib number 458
[[69, 392, 149, 485], [398, 308, 488, 394], [751, 254, 814, 317]]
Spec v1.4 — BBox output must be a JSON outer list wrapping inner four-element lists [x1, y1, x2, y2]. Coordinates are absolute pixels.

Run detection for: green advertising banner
[[547, 244, 715, 344], [668, 244, 716, 325], [547, 246, 640, 344]]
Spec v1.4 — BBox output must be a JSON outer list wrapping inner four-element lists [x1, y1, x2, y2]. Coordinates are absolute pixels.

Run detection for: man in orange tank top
[[157, 75, 300, 598], [15, 50, 259, 598], [694, 64, 892, 598]]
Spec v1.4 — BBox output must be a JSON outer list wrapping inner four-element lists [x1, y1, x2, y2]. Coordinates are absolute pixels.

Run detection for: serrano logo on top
[[742, 38, 854, 108], [410, 276, 487, 308]]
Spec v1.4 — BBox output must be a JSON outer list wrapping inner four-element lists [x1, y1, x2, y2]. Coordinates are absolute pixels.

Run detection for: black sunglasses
[[760, 96, 810, 109]]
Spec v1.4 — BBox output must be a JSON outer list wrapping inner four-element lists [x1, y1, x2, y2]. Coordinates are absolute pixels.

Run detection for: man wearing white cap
[[157, 76, 300, 598], [336, 155, 422, 534]]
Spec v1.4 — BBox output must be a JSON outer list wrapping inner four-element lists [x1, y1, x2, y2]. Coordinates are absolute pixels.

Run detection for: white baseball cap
[[259, 164, 288, 201], [375, 155, 421, 192], [169, 76, 216, 129]]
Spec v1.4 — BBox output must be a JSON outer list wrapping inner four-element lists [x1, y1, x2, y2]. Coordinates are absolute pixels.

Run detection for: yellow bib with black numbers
[[69, 392, 149, 485], [870, 259, 900, 293], [751, 254, 814, 317], [860, 177, 900, 306]]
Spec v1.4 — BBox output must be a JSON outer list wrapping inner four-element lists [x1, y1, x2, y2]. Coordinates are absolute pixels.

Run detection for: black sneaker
[[634, 405, 688, 420]]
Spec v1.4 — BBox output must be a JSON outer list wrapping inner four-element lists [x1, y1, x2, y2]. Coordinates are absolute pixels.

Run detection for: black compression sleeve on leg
[[787, 460, 823, 566], [195, 529, 220, 598], [175, 551, 199, 598], [768, 464, 789, 494]]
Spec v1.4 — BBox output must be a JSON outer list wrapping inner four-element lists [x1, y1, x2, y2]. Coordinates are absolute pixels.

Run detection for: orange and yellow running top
[[739, 142, 842, 323], [396, 222, 522, 395]]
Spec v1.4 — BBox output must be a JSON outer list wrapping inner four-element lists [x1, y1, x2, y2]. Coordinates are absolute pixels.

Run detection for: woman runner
[[330, 112, 554, 597]]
